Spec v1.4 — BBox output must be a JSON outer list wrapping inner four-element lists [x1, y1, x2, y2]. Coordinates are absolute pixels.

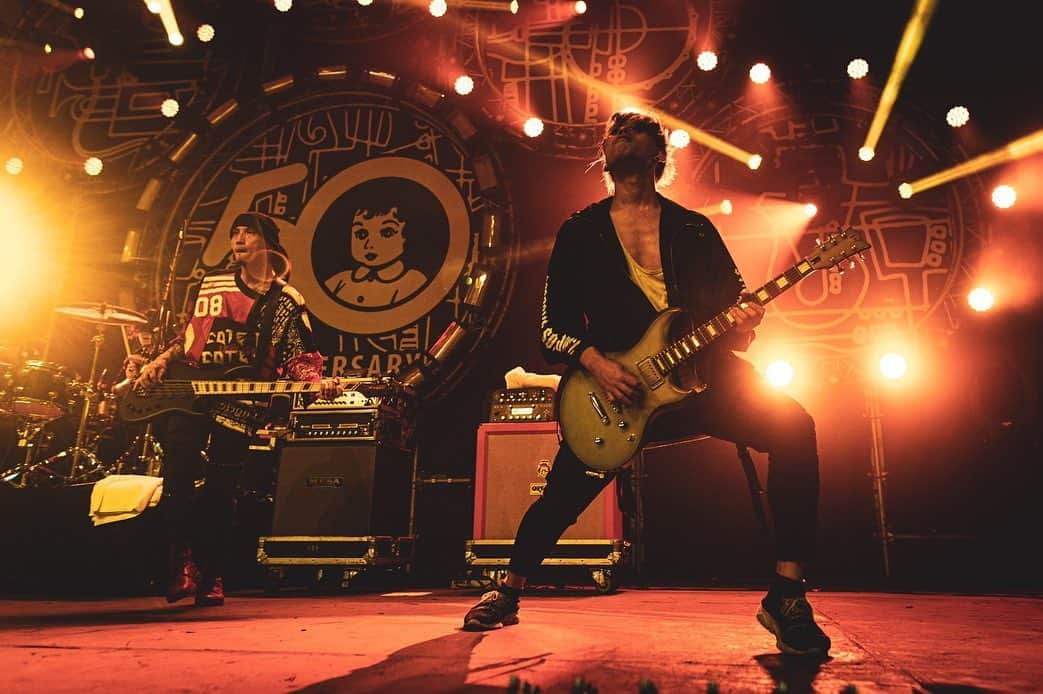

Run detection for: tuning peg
[[849, 260, 856, 270]]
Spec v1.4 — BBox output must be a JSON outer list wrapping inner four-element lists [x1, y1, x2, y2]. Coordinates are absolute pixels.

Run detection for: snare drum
[[13, 360, 70, 420]]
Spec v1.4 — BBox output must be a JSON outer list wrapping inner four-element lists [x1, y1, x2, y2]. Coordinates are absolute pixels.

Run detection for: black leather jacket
[[539, 194, 751, 382]]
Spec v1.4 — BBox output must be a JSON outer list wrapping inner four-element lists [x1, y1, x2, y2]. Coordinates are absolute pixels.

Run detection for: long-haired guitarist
[[462, 110, 831, 656], [134, 212, 345, 607]]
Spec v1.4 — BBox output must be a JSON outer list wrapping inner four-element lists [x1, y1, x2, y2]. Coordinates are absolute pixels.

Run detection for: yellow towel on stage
[[504, 365, 561, 390], [89, 474, 164, 527]]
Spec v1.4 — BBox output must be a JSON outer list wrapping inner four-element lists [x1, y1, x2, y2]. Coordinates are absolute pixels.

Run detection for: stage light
[[168, 32, 184, 46], [81, 46, 95, 60], [859, 146, 874, 161], [84, 157, 103, 176], [991, 184, 1016, 209], [523, 117, 544, 138], [429, 0, 447, 17], [74, 7, 84, 19], [358, 0, 374, 5], [879, 352, 908, 381], [145, 0, 161, 13], [44, 43, 52, 53], [967, 287, 994, 312], [898, 182, 912, 199], [946, 106, 969, 128], [274, 0, 292, 11], [747, 154, 762, 170], [5, 158, 23, 175], [696, 50, 718, 71], [721, 199, 733, 215], [847, 58, 869, 79], [509, 0, 518, 13], [161, 98, 179, 117], [765, 360, 794, 388], [803, 203, 818, 218], [668, 128, 690, 149], [574, 1, 587, 13], [749, 62, 771, 84], [196, 24, 215, 42], [454, 75, 474, 95]]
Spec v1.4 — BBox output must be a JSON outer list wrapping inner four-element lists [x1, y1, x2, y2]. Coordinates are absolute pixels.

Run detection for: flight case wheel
[[591, 568, 618, 595]]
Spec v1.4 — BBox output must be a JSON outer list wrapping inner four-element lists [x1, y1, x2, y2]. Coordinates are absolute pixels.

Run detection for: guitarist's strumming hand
[[580, 347, 642, 407], [134, 354, 172, 390]]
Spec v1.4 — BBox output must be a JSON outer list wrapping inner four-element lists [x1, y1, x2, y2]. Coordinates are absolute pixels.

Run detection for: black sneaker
[[756, 596, 831, 656], [462, 590, 520, 631]]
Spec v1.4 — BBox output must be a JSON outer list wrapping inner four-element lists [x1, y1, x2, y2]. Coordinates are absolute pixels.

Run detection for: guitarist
[[134, 212, 345, 607], [463, 110, 831, 656]]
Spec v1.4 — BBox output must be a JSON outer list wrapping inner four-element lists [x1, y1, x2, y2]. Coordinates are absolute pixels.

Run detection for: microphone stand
[[119, 223, 185, 477]]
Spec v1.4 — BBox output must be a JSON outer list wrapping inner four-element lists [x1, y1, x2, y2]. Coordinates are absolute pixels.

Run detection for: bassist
[[135, 212, 344, 607], [463, 110, 831, 657]]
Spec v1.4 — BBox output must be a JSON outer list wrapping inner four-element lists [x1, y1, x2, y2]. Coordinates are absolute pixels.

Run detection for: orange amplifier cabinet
[[472, 421, 623, 540]]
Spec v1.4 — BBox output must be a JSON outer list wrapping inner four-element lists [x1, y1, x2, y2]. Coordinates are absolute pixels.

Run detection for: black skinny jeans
[[159, 412, 248, 574], [508, 372, 821, 578]]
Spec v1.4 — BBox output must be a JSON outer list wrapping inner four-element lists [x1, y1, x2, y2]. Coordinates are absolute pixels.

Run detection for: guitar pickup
[[636, 358, 665, 389]]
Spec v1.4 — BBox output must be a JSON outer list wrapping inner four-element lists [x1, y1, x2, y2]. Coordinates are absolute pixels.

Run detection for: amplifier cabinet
[[472, 421, 623, 540], [271, 442, 412, 537]]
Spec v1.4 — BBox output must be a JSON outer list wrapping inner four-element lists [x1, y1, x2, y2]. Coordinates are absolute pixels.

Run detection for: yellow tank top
[[618, 234, 668, 311]]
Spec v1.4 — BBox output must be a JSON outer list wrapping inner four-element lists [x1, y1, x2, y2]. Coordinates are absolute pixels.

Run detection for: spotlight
[[509, 0, 518, 13], [720, 199, 733, 215], [429, 0, 447, 17], [803, 203, 817, 218], [878, 352, 908, 381], [274, 0, 292, 11], [858, 146, 874, 162], [44, 43, 52, 54], [80, 46, 95, 60], [161, 98, 180, 117], [696, 50, 718, 71], [168, 32, 184, 46], [747, 154, 762, 170], [991, 184, 1016, 209], [847, 58, 869, 79], [898, 182, 912, 199], [574, 1, 587, 13], [967, 287, 994, 312], [946, 106, 970, 128], [765, 360, 794, 389], [5, 157, 23, 175], [196, 24, 215, 42], [84, 157, 104, 176], [74, 7, 84, 19], [454, 75, 474, 95], [749, 62, 771, 84], [358, 0, 374, 4], [523, 117, 544, 138], [146, 0, 161, 13], [668, 129, 690, 149]]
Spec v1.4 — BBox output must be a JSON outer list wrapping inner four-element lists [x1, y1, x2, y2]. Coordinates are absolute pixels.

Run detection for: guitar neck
[[183, 377, 367, 397], [654, 258, 819, 374]]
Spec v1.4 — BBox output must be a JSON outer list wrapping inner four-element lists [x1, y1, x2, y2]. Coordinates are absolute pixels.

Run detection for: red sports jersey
[[180, 271, 262, 368]]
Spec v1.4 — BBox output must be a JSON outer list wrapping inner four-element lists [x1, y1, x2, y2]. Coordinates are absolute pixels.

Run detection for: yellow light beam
[[862, 0, 937, 157], [899, 127, 1043, 198], [156, 0, 183, 43]]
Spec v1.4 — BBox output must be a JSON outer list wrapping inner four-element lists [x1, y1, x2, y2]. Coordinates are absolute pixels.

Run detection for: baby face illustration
[[352, 207, 406, 268]]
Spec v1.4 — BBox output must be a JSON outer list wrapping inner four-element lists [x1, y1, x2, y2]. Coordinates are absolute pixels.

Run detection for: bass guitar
[[557, 227, 871, 472], [116, 362, 365, 423]]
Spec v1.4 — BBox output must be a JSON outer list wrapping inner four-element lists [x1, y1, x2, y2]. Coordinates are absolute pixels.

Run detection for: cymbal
[[54, 302, 149, 326]]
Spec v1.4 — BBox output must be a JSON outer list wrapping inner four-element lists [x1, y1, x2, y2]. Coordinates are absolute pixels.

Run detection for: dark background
[[1, 0, 1041, 595]]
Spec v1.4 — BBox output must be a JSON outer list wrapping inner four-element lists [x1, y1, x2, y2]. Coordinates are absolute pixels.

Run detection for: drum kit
[[1, 302, 163, 488]]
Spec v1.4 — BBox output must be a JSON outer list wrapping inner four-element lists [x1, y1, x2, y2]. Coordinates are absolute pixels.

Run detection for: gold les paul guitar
[[557, 227, 871, 472]]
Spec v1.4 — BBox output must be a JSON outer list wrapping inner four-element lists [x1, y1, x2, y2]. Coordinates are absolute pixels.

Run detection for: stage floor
[[1, 587, 1040, 693]]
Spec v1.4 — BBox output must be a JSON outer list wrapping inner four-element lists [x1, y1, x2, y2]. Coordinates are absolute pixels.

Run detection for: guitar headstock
[[807, 227, 871, 271]]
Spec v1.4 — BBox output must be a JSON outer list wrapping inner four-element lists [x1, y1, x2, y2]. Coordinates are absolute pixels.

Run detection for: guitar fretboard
[[189, 380, 326, 396], [650, 259, 817, 375]]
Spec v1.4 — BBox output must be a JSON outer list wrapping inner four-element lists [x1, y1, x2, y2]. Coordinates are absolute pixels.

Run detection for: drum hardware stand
[[0, 421, 53, 487], [50, 323, 109, 484], [116, 423, 164, 477]]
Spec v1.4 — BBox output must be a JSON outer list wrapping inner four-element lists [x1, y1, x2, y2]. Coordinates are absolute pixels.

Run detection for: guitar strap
[[250, 279, 286, 374]]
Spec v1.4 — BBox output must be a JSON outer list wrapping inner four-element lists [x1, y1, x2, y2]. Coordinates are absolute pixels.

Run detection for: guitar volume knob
[[593, 437, 604, 445]]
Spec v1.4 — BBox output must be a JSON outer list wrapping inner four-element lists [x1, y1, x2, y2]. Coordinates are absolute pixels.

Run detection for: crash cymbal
[[54, 302, 149, 326]]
